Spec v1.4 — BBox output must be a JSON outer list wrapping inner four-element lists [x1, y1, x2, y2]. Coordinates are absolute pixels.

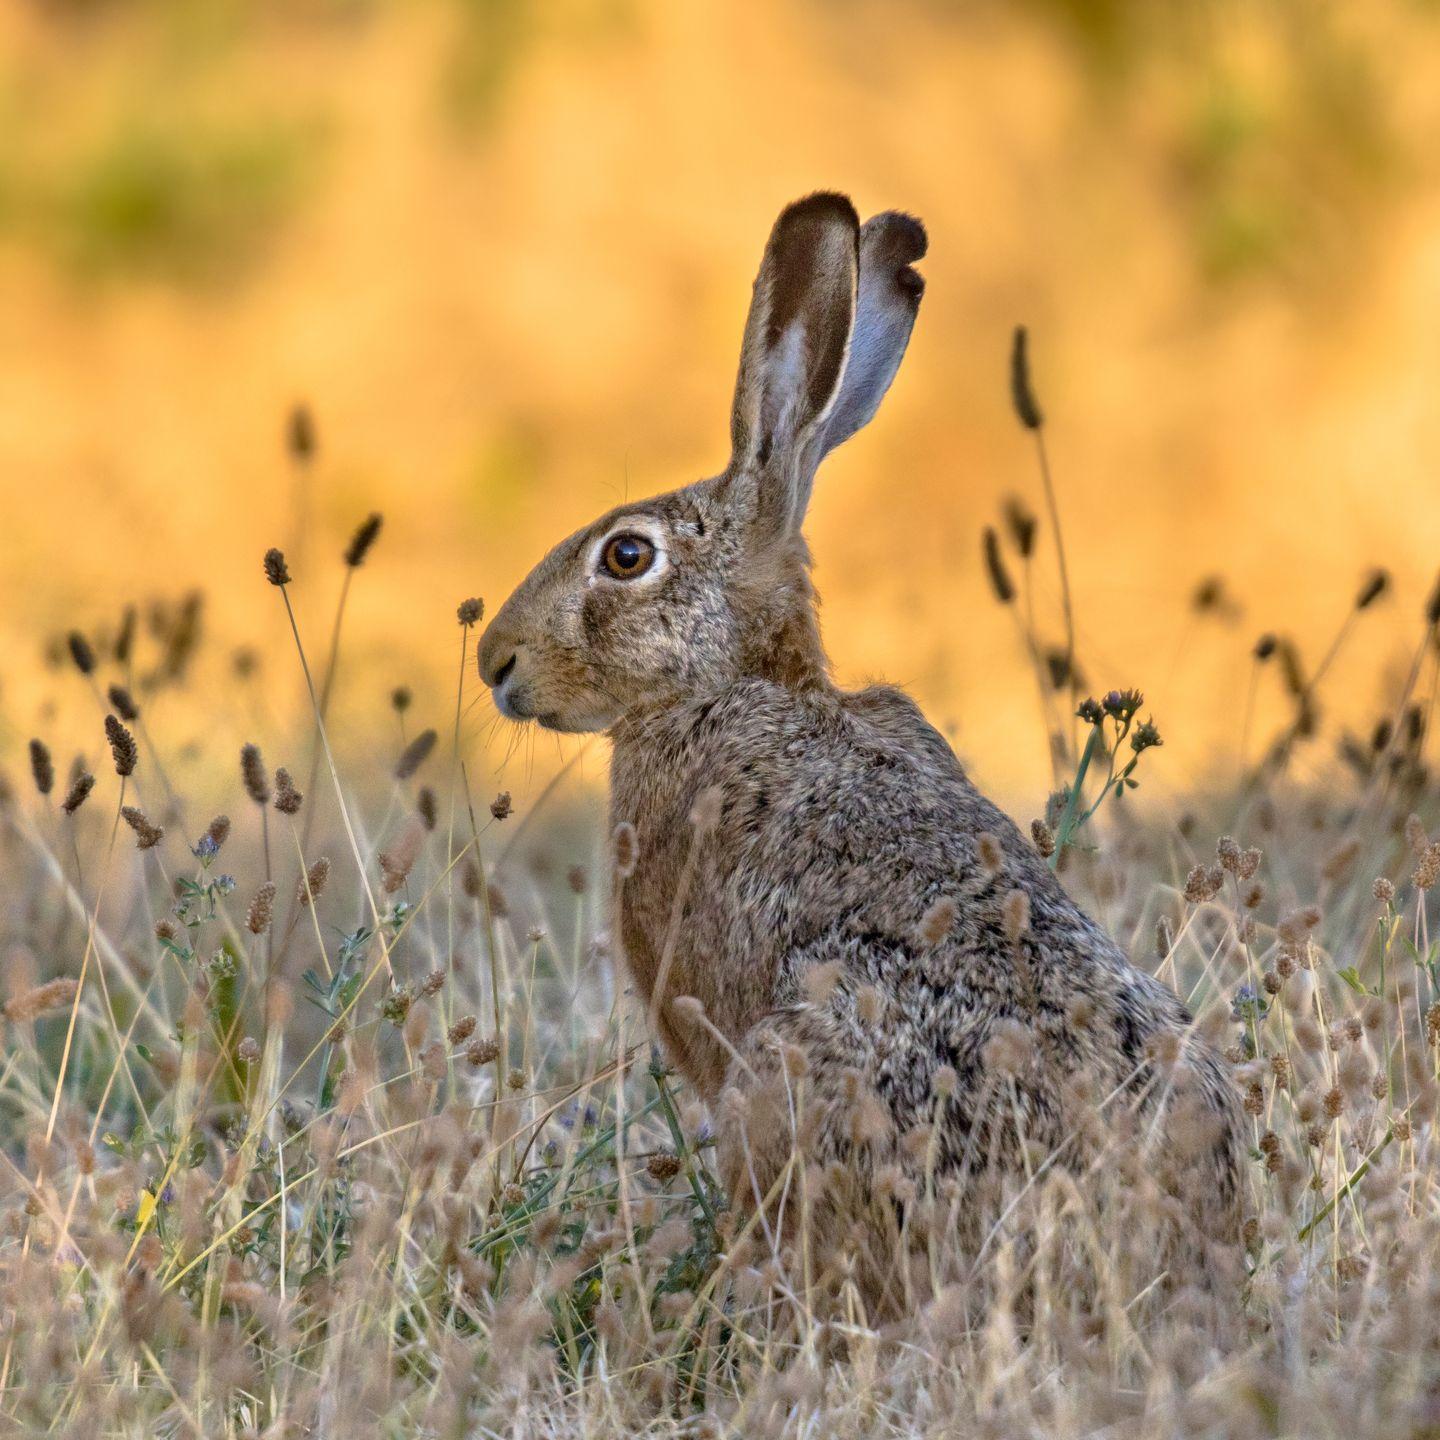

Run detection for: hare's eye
[[601, 533, 655, 580]]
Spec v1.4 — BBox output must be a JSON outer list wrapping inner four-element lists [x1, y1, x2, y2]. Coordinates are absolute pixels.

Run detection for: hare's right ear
[[728, 193, 859, 534]]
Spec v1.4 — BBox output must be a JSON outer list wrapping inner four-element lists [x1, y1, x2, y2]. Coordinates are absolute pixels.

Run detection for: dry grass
[[2, 524, 1440, 1439]]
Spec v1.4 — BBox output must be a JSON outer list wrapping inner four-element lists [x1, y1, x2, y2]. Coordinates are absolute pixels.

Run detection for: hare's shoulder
[[681, 677, 957, 765], [650, 678, 1003, 828], [666, 679, 1034, 871], [724, 685, 1191, 1021]]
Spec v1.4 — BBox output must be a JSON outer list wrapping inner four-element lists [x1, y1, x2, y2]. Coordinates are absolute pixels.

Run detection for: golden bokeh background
[[4, 0, 1440, 813]]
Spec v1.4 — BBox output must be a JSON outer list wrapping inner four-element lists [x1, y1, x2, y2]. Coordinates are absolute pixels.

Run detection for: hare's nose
[[477, 620, 519, 688]]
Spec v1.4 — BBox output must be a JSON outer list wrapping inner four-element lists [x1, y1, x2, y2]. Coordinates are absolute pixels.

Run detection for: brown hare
[[478, 193, 1244, 1319]]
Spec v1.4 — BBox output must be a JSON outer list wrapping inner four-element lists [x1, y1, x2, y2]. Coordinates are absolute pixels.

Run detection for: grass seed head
[[689, 785, 724, 831], [395, 728, 437, 780], [982, 527, 1015, 604], [297, 857, 330, 906], [646, 1152, 683, 1184], [1003, 889, 1031, 943], [114, 604, 136, 664], [1355, 568, 1389, 610], [104, 716, 137, 777], [240, 744, 270, 804], [3, 978, 79, 1024], [803, 961, 841, 1004], [982, 1017, 1031, 1077], [245, 882, 276, 935], [286, 403, 316, 463], [1009, 324, 1043, 430], [379, 819, 424, 892], [28, 739, 55, 796], [67, 630, 96, 675], [380, 986, 412, 1027], [671, 994, 707, 1026], [120, 806, 163, 849], [263, 548, 291, 587], [274, 768, 303, 815], [1002, 496, 1037, 557], [107, 683, 139, 721], [343, 512, 384, 568], [918, 897, 957, 948], [466, 1037, 500, 1066], [1184, 864, 1223, 904], [61, 772, 95, 815], [1191, 575, 1230, 614], [457, 597, 483, 626], [612, 820, 638, 878], [1413, 842, 1440, 891]]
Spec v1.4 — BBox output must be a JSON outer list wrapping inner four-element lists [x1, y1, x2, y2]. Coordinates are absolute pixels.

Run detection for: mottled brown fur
[[478, 194, 1244, 1317]]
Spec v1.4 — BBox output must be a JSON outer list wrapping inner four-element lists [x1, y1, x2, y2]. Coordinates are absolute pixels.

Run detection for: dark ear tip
[[896, 266, 926, 299], [779, 191, 861, 234], [861, 211, 928, 266]]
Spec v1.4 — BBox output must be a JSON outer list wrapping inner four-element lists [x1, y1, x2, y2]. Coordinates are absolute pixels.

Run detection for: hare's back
[[688, 678, 1192, 1042]]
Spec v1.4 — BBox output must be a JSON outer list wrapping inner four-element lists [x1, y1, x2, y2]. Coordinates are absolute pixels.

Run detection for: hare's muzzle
[[476, 619, 527, 714], [485, 655, 530, 722], [476, 617, 517, 687]]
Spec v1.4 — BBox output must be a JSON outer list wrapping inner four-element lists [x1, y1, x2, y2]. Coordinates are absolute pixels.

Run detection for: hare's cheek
[[579, 591, 622, 652]]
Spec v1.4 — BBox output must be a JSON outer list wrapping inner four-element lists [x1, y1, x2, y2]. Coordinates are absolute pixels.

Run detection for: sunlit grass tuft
[[2, 475, 1440, 1436]]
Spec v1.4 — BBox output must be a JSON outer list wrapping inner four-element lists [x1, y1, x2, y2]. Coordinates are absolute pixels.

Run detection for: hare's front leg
[[714, 1002, 916, 1319]]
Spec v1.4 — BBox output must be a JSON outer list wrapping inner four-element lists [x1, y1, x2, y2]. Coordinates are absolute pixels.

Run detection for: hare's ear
[[729, 193, 859, 533], [795, 211, 926, 515]]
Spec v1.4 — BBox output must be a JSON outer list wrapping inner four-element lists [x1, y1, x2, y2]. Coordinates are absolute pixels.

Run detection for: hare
[[478, 194, 1244, 1317]]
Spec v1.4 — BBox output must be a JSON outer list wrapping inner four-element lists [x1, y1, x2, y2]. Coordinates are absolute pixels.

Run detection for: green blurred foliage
[[465, 418, 552, 527], [1008, 0, 1408, 282], [34, 117, 318, 283], [440, 0, 634, 134], [0, 0, 1427, 288], [443, 0, 536, 132]]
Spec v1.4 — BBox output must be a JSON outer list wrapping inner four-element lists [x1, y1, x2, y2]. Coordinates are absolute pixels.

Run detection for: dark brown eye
[[601, 533, 655, 580]]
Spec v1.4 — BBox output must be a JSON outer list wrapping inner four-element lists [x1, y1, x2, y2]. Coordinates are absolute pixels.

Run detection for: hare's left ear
[[795, 211, 926, 516], [729, 193, 860, 534]]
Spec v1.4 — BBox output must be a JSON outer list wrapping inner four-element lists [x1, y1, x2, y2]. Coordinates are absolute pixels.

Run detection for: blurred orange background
[[3, 0, 1440, 813]]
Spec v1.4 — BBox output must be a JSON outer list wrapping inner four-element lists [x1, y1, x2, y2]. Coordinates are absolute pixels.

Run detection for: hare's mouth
[[492, 678, 530, 723], [493, 679, 612, 734], [536, 707, 614, 735]]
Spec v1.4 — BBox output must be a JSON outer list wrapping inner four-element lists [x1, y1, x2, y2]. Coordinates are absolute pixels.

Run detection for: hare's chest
[[609, 747, 790, 1087]]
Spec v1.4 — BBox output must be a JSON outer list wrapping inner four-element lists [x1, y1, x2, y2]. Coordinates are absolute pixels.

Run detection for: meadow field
[[5, 2, 1440, 1436], [2, 383, 1439, 1436]]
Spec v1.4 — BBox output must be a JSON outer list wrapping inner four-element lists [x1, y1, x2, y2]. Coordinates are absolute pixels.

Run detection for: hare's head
[[478, 193, 925, 733]]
